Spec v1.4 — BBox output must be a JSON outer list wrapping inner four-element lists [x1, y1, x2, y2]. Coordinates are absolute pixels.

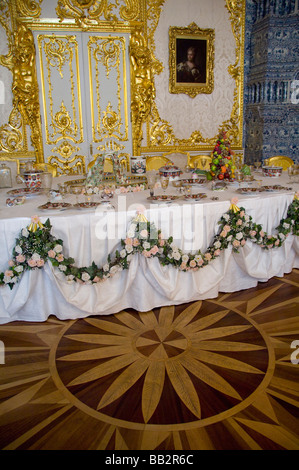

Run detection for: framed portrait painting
[[169, 23, 215, 98]]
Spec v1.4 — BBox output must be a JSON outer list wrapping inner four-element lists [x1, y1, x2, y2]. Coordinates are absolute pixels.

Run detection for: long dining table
[[0, 171, 298, 324]]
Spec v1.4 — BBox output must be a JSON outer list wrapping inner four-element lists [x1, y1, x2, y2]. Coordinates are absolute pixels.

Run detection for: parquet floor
[[0, 270, 298, 451]]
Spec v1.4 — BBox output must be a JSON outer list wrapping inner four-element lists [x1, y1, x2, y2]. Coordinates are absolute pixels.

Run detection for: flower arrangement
[[83, 183, 146, 196], [208, 130, 235, 181], [1, 195, 298, 289]]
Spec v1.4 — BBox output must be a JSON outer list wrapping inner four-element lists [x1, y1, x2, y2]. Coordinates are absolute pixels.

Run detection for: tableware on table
[[0, 163, 12, 188], [160, 176, 169, 195], [7, 187, 43, 198], [38, 202, 72, 211], [183, 184, 191, 197], [181, 178, 206, 186], [131, 156, 146, 174], [58, 182, 68, 199], [146, 171, 157, 197], [237, 187, 261, 195], [16, 170, 43, 190], [183, 193, 207, 201], [39, 172, 53, 194], [147, 195, 179, 204], [159, 164, 182, 180], [6, 196, 26, 207], [254, 161, 262, 170], [262, 166, 283, 177], [73, 201, 99, 210]]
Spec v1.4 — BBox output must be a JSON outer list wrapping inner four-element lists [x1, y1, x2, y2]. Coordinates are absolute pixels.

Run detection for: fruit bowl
[[262, 166, 283, 177]]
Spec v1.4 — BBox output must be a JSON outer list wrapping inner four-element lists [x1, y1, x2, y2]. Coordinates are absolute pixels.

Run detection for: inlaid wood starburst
[[0, 270, 298, 450]]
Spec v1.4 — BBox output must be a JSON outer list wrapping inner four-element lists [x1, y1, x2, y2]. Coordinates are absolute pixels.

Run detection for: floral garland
[[1, 195, 298, 290]]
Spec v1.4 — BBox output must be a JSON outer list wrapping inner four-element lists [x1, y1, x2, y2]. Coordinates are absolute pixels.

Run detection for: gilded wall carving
[[0, 0, 245, 172]]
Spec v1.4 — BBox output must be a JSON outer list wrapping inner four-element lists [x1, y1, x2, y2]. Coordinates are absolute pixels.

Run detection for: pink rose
[[8, 260, 14, 267], [37, 259, 45, 267], [56, 254, 64, 262], [159, 239, 165, 247], [197, 259, 203, 266], [223, 225, 231, 232], [150, 245, 159, 255], [180, 262, 187, 270], [125, 238, 133, 245], [4, 270, 13, 277], [27, 259, 37, 267], [204, 253, 212, 261], [231, 197, 239, 205], [16, 254, 25, 263], [236, 219, 243, 225], [233, 240, 240, 247], [48, 250, 56, 258], [214, 249, 221, 256], [132, 238, 140, 247], [189, 260, 197, 268]]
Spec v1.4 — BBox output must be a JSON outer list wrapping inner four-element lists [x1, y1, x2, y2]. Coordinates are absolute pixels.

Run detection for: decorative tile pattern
[[244, 1, 299, 164]]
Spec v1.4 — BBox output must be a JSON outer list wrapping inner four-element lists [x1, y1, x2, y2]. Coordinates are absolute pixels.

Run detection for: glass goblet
[[160, 176, 169, 195]]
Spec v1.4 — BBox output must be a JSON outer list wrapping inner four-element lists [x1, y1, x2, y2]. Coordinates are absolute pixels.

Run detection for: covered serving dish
[[158, 164, 182, 180], [262, 166, 283, 177]]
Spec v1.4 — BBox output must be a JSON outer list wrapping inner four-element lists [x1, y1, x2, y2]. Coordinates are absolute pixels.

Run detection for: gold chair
[[146, 155, 173, 171], [34, 162, 57, 177], [264, 156, 294, 171], [161, 151, 190, 170], [189, 155, 212, 170]]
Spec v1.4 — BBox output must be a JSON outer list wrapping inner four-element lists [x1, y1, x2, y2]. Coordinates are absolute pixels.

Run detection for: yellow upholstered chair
[[34, 162, 57, 177], [189, 155, 212, 171], [264, 156, 294, 170], [146, 155, 173, 171]]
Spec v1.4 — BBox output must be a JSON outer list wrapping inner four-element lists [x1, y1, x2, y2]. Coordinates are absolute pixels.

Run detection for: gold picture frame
[[169, 23, 215, 98]]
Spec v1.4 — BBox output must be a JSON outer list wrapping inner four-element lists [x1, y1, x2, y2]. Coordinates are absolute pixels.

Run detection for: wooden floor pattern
[[0, 270, 299, 450]]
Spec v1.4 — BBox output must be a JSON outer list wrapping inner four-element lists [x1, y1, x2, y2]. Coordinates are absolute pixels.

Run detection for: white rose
[[127, 230, 135, 238], [173, 251, 181, 261], [82, 272, 90, 281], [125, 245, 133, 253], [22, 228, 29, 238], [15, 245, 22, 254], [214, 241, 221, 249], [236, 232, 243, 240], [59, 265, 67, 272], [103, 264, 110, 272], [182, 254, 189, 263], [32, 252, 41, 261], [120, 249, 127, 258], [15, 265, 24, 273], [66, 275, 75, 284], [143, 242, 151, 250], [110, 265, 119, 275], [54, 244, 63, 253]]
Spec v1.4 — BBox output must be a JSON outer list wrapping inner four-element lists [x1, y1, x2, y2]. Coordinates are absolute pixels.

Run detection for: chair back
[[34, 163, 57, 177], [146, 156, 173, 171], [264, 156, 294, 170], [189, 155, 212, 170]]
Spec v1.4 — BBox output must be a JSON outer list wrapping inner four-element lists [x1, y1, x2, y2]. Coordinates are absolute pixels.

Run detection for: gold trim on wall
[[143, 0, 245, 153]]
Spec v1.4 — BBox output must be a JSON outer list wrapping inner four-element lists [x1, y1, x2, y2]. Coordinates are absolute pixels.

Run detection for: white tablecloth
[[0, 173, 298, 324]]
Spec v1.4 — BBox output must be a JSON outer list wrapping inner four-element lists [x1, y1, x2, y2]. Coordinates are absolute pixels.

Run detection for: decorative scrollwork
[[130, 28, 155, 155]]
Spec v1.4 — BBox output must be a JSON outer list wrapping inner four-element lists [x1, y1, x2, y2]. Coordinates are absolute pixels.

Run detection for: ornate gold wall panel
[[88, 35, 128, 142], [0, 0, 245, 172], [143, 0, 245, 152], [37, 33, 84, 144], [0, 2, 43, 161]]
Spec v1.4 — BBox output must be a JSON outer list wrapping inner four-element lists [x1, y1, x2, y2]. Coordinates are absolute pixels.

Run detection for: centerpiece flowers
[[208, 130, 235, 181]]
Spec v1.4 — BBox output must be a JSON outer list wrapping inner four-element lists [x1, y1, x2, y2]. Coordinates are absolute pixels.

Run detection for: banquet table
[[0, 171, 298, 324]]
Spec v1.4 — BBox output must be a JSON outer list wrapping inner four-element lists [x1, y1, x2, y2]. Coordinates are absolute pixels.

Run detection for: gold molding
[[143, 0, 245, 152]]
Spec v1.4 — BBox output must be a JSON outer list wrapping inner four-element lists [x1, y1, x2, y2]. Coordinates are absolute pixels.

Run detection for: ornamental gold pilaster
[[130, 28, 155, 155], [12, 23, 43, 161]]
